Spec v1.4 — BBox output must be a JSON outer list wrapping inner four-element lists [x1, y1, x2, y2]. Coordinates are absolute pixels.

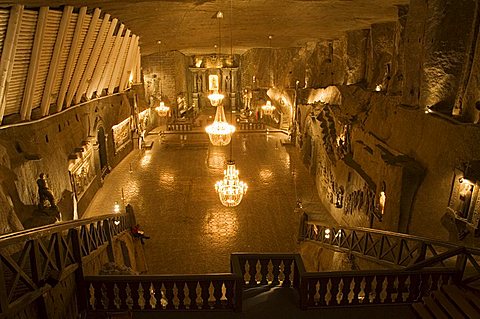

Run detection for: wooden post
[[0, 5, 23, 123], [103, 218, 115, 263], [69, 228, 88, 316], [74, 13, 111, 104], [40, 6, 73, 116], [65, 8, 101, 108], [95, 24, 124, 96], [20, 6, 48, 120], [56, 6, 87, 112]]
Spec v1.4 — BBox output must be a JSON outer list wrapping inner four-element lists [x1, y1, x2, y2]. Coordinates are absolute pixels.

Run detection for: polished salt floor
[[85, 132, 334, 274]]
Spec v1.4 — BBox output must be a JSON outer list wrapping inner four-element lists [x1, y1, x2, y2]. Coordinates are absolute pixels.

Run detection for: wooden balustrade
[[230, 253, 304, 289], [167, 123, 192, 131], [299, 214, 480, 289], [0, 211, 131, 317], [237, 122, 265, 131], [299, 268, 459, 309], [84, 274, 239, 313]]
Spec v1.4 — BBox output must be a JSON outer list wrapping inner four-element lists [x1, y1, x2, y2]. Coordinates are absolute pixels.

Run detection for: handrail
[[0, 212, 127, 247]]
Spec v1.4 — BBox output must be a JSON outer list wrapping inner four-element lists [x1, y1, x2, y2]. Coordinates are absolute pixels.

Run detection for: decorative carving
[[112, 117, 131, 154]]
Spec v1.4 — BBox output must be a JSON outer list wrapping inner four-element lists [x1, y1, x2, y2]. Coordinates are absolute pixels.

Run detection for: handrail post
[[104, 219, 116, 263], [70, 227, 88, 316], [297, 212, 308, 243], [455, 250, 468, 283], [230, 254, 243, 312]]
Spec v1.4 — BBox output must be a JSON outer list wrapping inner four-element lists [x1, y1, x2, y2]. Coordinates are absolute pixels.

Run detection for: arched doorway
[[97, 127, 108, 175]]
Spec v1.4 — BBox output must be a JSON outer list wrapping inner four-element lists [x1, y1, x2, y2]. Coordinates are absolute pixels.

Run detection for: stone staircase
[[412, 284, 480, 319]]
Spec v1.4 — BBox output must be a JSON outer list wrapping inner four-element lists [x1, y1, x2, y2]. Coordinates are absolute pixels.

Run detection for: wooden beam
[[56, 6, 87, 112], [40, 6, 73, 116], [85, 17, 117, 99], [95, 24, 124, 96], [128, 45, 139, 87], [0, 5, 23, 124], [74, 13, 111, 104], [65, 8, 101, 108], [119, 34, 138, 92], [107, 29, 130, 94], [135, 46, 141, 83], [20, 6, 49, 120]]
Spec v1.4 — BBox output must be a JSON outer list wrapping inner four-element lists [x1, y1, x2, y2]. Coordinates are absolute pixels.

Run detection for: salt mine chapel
[[0, 0, 479, 318]]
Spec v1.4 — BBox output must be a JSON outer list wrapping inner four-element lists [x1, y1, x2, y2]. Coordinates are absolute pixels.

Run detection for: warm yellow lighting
[[208, 90, 225, 107], [215, 160, 247, 207], [261, 101, 276, 116], [113, 201, 121, 213], [205, 104, 235, 146], [375, 84, 383, 92], [128, 73, 134, 85], [324, 228, 331, 239], [379, 191, 386, 215], [155, 101, 170, 117]]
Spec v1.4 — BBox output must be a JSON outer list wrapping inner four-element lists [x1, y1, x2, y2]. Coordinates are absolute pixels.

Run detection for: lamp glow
[[205, 104, 235, 146], [215, 160, 247, 207], [208, 90, 225, 107], [261, 101, 276, 116], [155, 101, 169, 117]]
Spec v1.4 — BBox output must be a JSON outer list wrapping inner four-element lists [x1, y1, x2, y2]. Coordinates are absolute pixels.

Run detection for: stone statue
[[37, 173, 56, 209]]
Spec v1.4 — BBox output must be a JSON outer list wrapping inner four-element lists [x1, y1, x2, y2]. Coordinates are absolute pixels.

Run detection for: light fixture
[[214, 1, 247, 207], [208, 11, 225, 107], [261, 100, 275, 116], [156, 40, 169, 117], [205, 103, 235, 146], [208, 90, 225, 107], [155, 101, 169, 117], [215, 160, 248, 207]]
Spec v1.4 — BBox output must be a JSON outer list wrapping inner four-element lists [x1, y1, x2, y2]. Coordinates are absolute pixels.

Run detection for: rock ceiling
[[1, 0, 409, 55]]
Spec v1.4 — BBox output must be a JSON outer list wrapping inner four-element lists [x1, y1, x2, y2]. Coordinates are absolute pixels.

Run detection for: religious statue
[[37, 173, 56, 209]]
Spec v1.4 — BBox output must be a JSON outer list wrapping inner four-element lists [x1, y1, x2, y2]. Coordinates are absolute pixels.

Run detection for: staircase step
[[412, 303, 435, 319], [422, 296, 448, 319], [432, 290, 465, 319], [442, 285, 479, 319], [464, 289, 480, 307]]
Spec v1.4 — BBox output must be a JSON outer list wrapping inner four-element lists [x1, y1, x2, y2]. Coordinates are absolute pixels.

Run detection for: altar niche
[[189, 54, 238, 112], [448, 166, 480, 235]]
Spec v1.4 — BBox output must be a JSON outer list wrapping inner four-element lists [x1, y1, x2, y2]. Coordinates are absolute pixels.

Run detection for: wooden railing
[[237, 122, 265, 131], [85, 274, 239, 313], [299, 268, 459, 309], [167, 123, 192, 131], [0, 209, 132, 317], [299, 213, 480, 290]]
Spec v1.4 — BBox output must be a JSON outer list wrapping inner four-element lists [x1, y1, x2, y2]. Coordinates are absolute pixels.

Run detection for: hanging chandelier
[[261, 101, 275, 116], [156, 101, 169, 117], [215, 160, 247, 207], [208, 90, 225, 107], [205, 103, 235, 146], [155, 40, 169, 117]]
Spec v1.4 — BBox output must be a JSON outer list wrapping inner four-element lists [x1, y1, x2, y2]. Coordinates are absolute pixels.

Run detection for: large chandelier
[[215, 160, 247, 207], [155, 101, 169, 117], [261, 100, 275, 116], [205, 104, 235, 146], [208, 90, 225, 107]]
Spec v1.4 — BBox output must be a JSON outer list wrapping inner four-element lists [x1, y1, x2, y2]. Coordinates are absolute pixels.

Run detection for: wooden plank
[[135, 46, 141, 83], [74, 13, 110, 104], [40, 6, 72, 116], [118, 34, 137, 92], [65, 7, 101, 108], [412, 302, 435, 319], [56, 6, 86, 112], [107, 29, 130, 94], [432, 290, 465, 319], [422, 296, 449, 319], [85, 17, 117, 99], [20, 6, 48, 120], [0, 5, 23, 124], [442, 285, 479, 318], [95, 23, 124, 96]]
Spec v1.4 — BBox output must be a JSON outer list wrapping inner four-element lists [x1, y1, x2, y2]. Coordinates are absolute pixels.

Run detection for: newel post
[[70, 228, 88, 315]]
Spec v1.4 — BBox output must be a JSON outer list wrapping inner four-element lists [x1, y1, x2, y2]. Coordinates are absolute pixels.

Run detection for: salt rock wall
[[0, 93, 135, 233]]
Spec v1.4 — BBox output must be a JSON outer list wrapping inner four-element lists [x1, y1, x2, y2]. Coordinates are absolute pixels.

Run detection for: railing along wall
[[298, 213, 480, 290], [0, 209, 132, 318]]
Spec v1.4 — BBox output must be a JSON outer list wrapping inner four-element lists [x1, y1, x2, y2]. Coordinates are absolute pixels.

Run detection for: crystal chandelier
[[156, 101, 169, 117], [205, 103, 235, 146], [208, 90, 225, 107], [261, 100, 275, 116], [215, 160, 247, 207]]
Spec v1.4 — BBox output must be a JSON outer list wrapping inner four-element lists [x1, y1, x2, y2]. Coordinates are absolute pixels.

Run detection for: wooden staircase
[[412, 284, 480, 319]]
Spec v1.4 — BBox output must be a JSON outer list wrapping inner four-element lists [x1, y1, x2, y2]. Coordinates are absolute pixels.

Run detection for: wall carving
[[112, 117, 131, 154]]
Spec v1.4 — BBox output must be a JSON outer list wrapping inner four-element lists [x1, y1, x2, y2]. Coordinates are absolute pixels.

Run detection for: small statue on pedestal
[[37, 173, 57, 210]]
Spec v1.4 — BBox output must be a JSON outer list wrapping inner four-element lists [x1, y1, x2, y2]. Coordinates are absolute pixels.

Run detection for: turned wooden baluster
[[163, 281, 175, 310], [350, 276, 362, 305], [307, 279, 318, 306], [247, 258, 257, 287], [384, 275, 395, 303], [212, 281, 223, 309], [176, 280, 186, 309], [318, 277, 329, 306], [283, 259, 292, 287], [186, 281, 198, 310], [259, 259, 269, 285], [271, 259, 281, 285], [363, 275, 374, 304], [224, 280, 235, 309], [199, 281, 210, 309], [338, 277, 351, 305]]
